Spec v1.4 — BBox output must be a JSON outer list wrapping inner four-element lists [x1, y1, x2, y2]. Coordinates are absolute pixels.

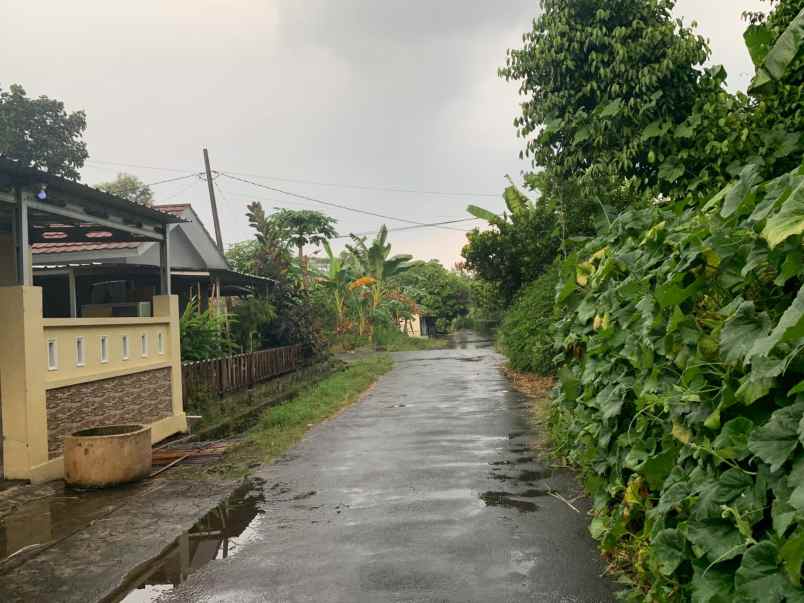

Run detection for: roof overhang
[[0, 157, 184, 245]]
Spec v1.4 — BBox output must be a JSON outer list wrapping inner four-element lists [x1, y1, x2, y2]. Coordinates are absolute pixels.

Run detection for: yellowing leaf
[[672, 421, 692, 445]]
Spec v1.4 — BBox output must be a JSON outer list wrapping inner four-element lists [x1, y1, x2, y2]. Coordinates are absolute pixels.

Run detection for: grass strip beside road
[[250, 354, 393, 461]]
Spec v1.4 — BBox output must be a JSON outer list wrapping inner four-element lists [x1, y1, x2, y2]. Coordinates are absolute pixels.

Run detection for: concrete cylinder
[[63, 424, 152, 488]]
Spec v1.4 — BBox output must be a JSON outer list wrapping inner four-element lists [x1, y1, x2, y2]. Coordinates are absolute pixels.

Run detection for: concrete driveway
[[164, 333, 615, 602]]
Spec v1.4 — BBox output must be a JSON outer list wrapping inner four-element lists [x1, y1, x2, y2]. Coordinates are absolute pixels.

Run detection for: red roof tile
[[155, 203, 191, 217], [32, 203, 192, 255], [32, 241, 143, 254]]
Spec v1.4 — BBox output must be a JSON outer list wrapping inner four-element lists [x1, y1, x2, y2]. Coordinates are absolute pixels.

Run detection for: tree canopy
[[500, 0, 713, 198], [96, 172, 154, 206], [0, 84, 88, 180], [268, 209, 337, 257]]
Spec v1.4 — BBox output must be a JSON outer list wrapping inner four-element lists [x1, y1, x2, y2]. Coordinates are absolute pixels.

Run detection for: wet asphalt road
[[165, 333, 615, 602]]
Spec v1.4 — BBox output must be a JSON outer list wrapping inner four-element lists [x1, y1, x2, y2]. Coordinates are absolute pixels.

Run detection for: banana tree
[[319, 240, 354, 333], [346, 225, 413, 312], [467, 175, 534, 225]]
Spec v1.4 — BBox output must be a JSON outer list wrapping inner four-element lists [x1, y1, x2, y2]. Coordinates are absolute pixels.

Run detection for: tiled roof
[[32, 203, 191, 255], [155, 203, 191, 217], [32, 241, 143, 254]]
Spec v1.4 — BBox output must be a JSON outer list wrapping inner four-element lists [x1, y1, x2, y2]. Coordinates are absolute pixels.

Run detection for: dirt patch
[[501, 366, 556, 452]]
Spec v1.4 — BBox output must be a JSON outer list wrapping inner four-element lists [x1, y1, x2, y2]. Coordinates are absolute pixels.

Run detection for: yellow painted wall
[[43, 318, 172, 388], [0, 286, 49, 479], [0, 288, 187, 483], [400, 314, 423, 337]]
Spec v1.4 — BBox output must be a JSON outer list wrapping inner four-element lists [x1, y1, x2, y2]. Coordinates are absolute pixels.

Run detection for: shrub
[[552, 160, 804, 601], [179, 297, 234, 361], [230, 296, 277, 352], [498, 267, 559, 374]]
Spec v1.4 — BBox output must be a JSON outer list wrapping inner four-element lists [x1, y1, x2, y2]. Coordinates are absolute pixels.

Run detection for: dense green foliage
[[95, 172, 154, 206], [553, 159, 804, 601], [0, 84, 88, 180], [230, 297, 277, 352], [267, 208, 337, 287], [180, 298, 234, 361], [499, 0, 711, 197], [392, 260, 471, 331], [225, 240, 261, 275], [471, 1, 804, 600], [463, 181, 564, 306], [498, 267, 559, 375]]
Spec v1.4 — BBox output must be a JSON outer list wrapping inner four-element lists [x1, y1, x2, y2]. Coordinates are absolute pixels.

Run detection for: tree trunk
[[298, 243, 307, 289]]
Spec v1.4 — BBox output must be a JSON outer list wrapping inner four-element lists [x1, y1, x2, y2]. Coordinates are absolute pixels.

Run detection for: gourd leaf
[[762, 178, 804, 248], [748, 402, 804, 472], [722, 164, 762, 218], [652, 529, 687, 576], [750, 283, 804, 358], [687, 519, 744, 562], [713, 417, 753, 461], [719, 302, 771, 366], [735, 542, 788, 602]]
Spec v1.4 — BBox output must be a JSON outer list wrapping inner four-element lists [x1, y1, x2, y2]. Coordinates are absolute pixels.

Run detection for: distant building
[[399, 313, 436, 337]]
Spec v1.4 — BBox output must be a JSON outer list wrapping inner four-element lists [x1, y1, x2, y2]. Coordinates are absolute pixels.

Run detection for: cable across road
[[86, 159, 500, 198], [219, 172, 478, 232]]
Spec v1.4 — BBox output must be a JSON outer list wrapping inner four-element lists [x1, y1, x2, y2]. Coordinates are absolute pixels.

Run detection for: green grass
[[249, 354, 393, 460], [327, 326, 448, 353]]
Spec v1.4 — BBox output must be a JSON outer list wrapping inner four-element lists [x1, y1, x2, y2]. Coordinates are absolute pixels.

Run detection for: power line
[[104, 172, 201, 196], [219, 168, 500, 198], [212, 181, 480, 238], [159, 178, 199, 202], [86, 158, 500, 197], [333, 218, 479, 239], [86, 159, 196, 174], [219, 172, 472, 232]]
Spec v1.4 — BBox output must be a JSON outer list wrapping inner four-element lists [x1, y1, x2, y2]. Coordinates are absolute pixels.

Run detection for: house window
[[47, 338, 58, 371], [141, 333, 148, 357], [100, 336, 109, 364], [122, 335, 130, 360], [75, 336, 85, 367], [157, 332, 164, 355]]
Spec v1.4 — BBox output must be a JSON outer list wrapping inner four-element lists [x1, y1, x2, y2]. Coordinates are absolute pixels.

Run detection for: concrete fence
[[0, 287, 187, 482]]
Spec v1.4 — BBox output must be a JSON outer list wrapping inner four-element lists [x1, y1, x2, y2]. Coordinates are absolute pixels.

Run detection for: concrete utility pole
[[203, 148, 224, 253]]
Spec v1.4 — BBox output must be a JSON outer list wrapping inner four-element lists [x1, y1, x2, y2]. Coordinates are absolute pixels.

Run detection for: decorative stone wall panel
[[46, 368, 172, 459]]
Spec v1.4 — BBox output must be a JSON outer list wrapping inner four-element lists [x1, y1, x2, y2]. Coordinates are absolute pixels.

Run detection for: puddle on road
[[0, 482, 149, 564], [479, 491, 540, 513], [108, 478, 265, 602]]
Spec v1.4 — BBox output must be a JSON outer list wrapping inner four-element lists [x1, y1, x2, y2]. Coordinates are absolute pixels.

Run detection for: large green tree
[[268, 208, 337, 288], [245, 202, 295, 282], [0, 84, 88, 180], [462, 179, 567, 306], [500, 0, 713, 198], [96, 172, 154, 206]]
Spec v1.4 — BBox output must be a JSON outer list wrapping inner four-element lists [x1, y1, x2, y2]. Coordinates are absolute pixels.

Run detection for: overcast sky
[[1, 0, 766, 266]]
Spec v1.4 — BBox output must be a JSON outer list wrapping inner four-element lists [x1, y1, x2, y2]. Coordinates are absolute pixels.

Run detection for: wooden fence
[[182, 344, 303, 404]]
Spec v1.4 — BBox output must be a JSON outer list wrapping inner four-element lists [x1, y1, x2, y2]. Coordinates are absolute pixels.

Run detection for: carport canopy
[[0, 157, 182, 291]]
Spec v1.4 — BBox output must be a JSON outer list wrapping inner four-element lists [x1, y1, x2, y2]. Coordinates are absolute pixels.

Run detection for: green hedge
[[498, 267, 559, 374], [551, 163, 804, 601]]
